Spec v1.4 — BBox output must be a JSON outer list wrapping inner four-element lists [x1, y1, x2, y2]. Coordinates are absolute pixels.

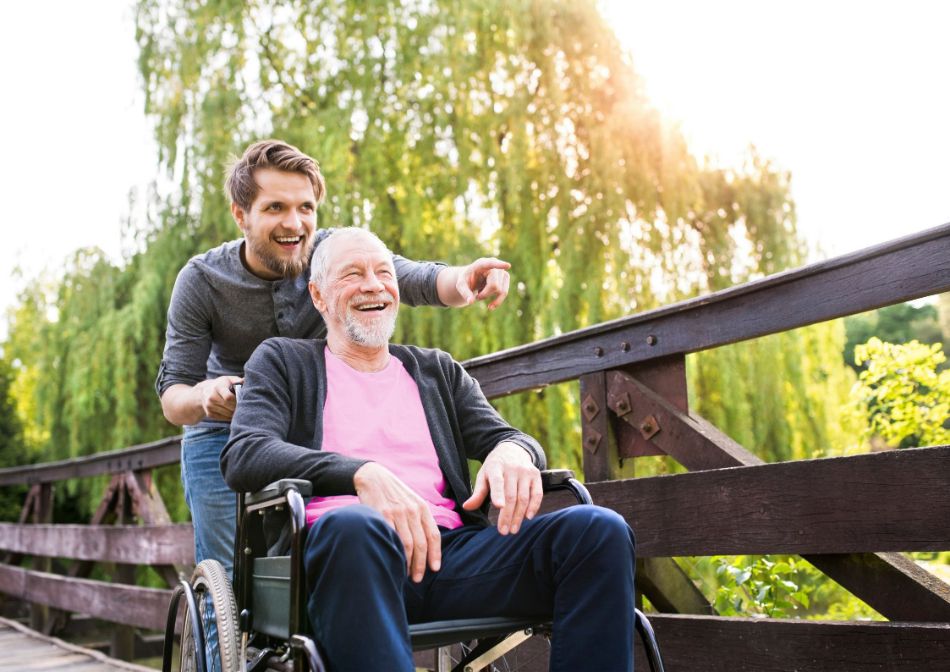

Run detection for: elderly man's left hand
[[437, 257, 511, 310], [462, 442, 542, 535]]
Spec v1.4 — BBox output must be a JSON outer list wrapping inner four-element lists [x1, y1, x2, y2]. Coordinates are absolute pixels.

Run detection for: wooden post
[[579, 371, 620, 482], [29, 484, 53, 633], [587, 362, 716, 617], [110, 479, 136, 661]]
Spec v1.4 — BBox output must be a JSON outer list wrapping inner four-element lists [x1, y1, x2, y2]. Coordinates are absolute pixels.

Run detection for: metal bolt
[[593, 346, 604, 357], [646, 335, 657, 346], [616, 399, 630, 414], [244, 547, 252, 555], [620, 341, 630, 352]]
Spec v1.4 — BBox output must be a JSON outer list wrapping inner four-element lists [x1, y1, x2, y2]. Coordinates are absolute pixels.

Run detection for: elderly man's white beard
[[342, 293, 398, 348]]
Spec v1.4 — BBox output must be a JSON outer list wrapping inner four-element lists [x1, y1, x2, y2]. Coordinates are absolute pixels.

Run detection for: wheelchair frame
[[164, 469, 665, 672]]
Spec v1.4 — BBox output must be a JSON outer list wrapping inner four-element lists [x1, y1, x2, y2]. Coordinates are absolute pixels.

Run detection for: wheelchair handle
[[540, 469, 593, 505]]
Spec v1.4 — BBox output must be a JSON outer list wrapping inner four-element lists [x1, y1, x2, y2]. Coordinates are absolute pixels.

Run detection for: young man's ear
[[231, 202, 247, 232], [308, 281, 327, 314]]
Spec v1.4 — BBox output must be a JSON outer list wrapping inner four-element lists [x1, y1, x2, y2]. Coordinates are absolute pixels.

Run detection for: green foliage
[[0, 357, 28, 521], [853, 338, 950, 448], [682, 555, 881, 621], [687, 320, 860, 464], [844, 302, 944, 372]]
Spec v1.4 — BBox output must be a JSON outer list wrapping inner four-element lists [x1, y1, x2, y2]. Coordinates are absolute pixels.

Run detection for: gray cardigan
[[221, 338, 546, 527]]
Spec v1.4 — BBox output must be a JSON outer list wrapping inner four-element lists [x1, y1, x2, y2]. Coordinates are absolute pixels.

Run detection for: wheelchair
[[163, 469, 665, 672]]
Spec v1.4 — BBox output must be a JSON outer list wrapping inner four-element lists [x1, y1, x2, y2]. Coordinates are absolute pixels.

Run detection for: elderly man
[[221, 228, 637, 671]]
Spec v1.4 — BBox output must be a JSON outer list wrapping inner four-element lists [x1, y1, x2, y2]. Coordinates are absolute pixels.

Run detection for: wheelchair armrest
[[245, 478, 313, 506], [540, 469, 593, 505]]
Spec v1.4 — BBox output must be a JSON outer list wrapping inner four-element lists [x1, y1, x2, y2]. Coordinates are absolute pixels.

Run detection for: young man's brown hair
[[225, 139, 327, 211]]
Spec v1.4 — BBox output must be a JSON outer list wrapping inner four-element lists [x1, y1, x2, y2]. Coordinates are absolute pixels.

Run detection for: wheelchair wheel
[[179, 560, 241, 672]]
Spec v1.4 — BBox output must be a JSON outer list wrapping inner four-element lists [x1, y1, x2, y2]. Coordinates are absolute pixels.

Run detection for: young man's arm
[[160, 377, 243, 426], [392, 254, 511, 310], [156, 263, 238, 426]]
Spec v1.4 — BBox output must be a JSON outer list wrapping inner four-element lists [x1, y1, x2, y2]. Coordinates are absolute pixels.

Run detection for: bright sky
[[600, 0, 950, 256], [1, 0, 948, 322]]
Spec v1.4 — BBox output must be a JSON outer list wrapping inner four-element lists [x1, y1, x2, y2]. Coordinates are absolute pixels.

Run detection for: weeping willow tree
[[3, 0, 858, 505]]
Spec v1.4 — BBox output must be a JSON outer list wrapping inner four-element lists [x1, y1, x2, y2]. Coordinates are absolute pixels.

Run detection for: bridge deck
[[0, 617, 155, 671]]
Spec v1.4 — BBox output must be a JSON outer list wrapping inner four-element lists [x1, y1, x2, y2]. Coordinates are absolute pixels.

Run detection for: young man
[[222, 228, 637, 671], [156, 139, 513, 577]]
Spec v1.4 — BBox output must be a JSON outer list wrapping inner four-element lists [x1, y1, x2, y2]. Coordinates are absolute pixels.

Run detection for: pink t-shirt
[[305, 349, 464, 530]]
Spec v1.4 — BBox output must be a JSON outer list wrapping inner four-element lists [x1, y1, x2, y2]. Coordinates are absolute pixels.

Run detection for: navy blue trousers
[[304, 504, 636, 672]]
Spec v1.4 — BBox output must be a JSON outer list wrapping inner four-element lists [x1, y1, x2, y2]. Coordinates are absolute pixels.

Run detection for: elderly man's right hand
[[353, 462, 442, 583]]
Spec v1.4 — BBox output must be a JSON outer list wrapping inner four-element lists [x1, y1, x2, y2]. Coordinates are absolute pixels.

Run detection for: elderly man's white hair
[[309, 227, 393, 289]]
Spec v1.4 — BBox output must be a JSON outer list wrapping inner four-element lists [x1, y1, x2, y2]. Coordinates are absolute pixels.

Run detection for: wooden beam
[[637, 558, 715, 615], [0, 563, 170, 632], [635, 614, 950, 672], [465, 223, 950, 398], [607, 370, 760, 469], [0, 436, 181, 487], [587, 445, 950, 557], [806, 552, 950, 623], [0, 525, 193, 565]]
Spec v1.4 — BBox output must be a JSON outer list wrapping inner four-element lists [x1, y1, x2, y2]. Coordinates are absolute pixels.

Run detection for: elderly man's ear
[[308, 281, 327, 314]]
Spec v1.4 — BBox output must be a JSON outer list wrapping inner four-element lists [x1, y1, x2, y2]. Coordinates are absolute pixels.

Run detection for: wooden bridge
[[1, 224, 949, 670]]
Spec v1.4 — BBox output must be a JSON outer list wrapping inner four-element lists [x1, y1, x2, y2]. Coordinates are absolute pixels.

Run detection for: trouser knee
[[304, 505, 405, 573], [558, 505, 636, 561]]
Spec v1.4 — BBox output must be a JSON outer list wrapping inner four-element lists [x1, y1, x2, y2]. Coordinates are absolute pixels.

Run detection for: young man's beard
[[248, 233, 315, 278]]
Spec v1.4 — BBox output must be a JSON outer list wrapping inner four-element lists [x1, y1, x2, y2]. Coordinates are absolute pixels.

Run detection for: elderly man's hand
[[462, 442, 542, 535], [354, 462, 442, 583], [437, 258, 511, 310]]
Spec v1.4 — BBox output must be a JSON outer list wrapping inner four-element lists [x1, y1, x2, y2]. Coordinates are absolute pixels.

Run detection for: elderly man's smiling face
[[309, 230, 399, 349]]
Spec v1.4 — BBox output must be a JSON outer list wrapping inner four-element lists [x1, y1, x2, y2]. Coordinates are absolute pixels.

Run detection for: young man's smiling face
[[233, 168, 318, 280], [309, 231, 400, 349]]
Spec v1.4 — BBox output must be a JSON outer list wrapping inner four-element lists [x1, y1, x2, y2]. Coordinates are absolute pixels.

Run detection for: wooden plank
[[0, 524, 194, 565], [0, 564, 171, 631], [464, 223, 950, 398], [0, 436, 181, 487], [635, 614, 950, 672], [586, 445, 950, 557], [0, 616, 155, 671]]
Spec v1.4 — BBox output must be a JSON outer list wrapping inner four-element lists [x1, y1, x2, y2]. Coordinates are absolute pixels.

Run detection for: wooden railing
[[1, 223, 949, 669], [0, 437, 191, 659]]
